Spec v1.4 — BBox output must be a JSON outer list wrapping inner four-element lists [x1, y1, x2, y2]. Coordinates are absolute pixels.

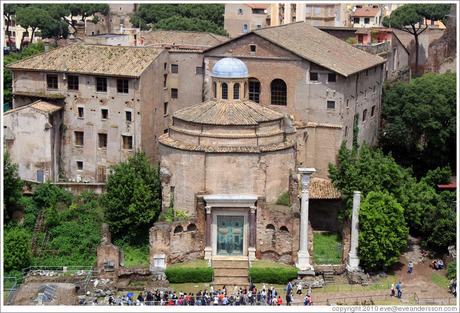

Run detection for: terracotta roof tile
[[4, 100, 62, 115], [7, 44, 164, 78], [253, 22, 385, 77], [308, 178, 341, 199], [174, 99, 284, 126], [352, 7, 380, 17], [142, 30, 228, 48]]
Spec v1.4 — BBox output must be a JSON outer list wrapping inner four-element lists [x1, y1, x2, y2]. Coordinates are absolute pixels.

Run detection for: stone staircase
[[212, 256, 249, 289], [323, 270, 335, 285], [31, 210, 45, 256]]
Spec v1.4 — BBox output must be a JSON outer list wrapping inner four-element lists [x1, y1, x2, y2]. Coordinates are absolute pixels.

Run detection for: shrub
[[275, 191, 290, 206], [346, 36, 358, 44], [447, 261, 456, 280], [165, 266, 213, 283], [249, 267, 298, 284], [4, 226, 32, 272]]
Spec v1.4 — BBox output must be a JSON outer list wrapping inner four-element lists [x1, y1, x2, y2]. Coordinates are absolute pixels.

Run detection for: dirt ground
[[11, 282, 78, 305]]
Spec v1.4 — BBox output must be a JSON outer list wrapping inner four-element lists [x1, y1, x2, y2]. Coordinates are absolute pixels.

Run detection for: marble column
[[248, 205, 257, 261], [296, 168, 315, 271], [204, 205, 212, 263], [347, 191, 361, 272]]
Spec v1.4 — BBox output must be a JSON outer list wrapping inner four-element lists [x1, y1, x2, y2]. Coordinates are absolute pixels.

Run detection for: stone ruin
[[96, 223, 123, 276]]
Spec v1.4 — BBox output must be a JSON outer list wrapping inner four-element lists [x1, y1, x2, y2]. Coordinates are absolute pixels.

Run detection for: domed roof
[[211, 57, 249, 78], [173, 99, 283, 126]]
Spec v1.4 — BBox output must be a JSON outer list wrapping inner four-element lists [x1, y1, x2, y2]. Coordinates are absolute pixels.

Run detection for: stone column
[[204, 205, 212, 263], [296, 168, 315, 272], [347, 191, 361, 272], [248, 205, 257, 261]]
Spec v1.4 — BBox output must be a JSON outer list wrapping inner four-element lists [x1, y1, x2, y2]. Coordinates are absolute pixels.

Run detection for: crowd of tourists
[[100, 281, 313, 306]]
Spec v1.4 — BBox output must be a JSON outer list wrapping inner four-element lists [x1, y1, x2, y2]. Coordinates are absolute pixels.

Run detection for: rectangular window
[[47, 74, 58, 89], [164, 62, 167, 71], [327, 100, 336, 109], [250, 44, 257, 52], [77, 107, 84, 118], [243, 24, 248, 33], [98, 133, 107, 148], [364, 17, 370, 24], [125, 111, 132, 122], [122, 135, 133, 150], [353, 17, 360, 24], [96, 77, 107, 92], [67, 75, 79, 90], [101, 108, 108, 120], [74, 131, 84, 146], [164, 129, 168, 134], [171, 88, 178, 99], [76, 161, 83, 170], [346, 99, 350, 108], [163, 74, 167, 88], [310, 72, 318, 81], [363, 109, 367, 121], [117, 79, 129, 93], [171, 64, 178, 73], [195, 67, 203, 75], [164, 102, 168, 115], [371, 105, 376, 117], [327, 73, 336, 82], [97, 166, 106, 183]]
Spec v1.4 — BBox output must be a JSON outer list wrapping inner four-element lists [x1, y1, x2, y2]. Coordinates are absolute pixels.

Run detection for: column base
[[204, 246, 212, 266], [347, 253, 361, 272], [248, 247, 256, 262], [296, 251, 314, 271]]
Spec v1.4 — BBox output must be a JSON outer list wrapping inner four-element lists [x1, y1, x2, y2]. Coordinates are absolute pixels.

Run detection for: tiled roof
[[7, 44, 164, 78], [253, 22, 385, 77], [246, 4, 269, 10], [308, 178, 341, 199], [4, 100, 62, 115], [352, 7, 380, 17], [173, 99, 284, 126], [159, 134, 295, 153], [142, 30, 228, 48]]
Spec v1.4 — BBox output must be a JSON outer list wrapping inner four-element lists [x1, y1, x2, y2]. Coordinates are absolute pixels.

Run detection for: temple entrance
[[217, 215, 244, 256]]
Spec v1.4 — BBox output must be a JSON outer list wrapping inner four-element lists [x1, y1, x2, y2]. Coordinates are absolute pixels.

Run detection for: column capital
[[205, 206, 212, 215], [250, 205, 257, 214]]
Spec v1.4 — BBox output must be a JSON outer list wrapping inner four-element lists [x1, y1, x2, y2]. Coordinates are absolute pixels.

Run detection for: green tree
[[15, 5, 51, 49], [4, 226, 32, 272], [103, 152, 161, 244], [380, 72, 456, 177], [328, 144, 412, 219], [420, 166, 452, 187], [358, 191, 409, 271], [3, 4, 18, 49], [155, 16, 227, 36], [384, 4, 450, 75], [3, 151, 24, 223]]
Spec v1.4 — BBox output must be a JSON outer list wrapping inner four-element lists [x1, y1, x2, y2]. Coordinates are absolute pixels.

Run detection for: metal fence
[[325, 293, 417, 305], [414, 294, 456, 305], [3, 277, 19, 305]]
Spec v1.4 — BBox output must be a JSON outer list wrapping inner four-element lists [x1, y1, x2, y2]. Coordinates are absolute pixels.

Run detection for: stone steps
[[212, 257, 249, 287]]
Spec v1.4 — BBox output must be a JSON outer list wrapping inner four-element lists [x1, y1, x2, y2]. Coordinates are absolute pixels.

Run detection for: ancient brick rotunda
[[150, 58, 308, 283]]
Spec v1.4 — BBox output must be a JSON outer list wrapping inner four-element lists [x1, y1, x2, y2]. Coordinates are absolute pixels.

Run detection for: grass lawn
[[167, 259, 208, 269], [431, 272, 449, 289], [251, 260, 294, 269], [313, 232, 342, 264], [122, 245, 149, 268]]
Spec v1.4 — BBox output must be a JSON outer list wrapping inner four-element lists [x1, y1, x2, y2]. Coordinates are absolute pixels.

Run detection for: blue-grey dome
[[211, 57, 249, 78]]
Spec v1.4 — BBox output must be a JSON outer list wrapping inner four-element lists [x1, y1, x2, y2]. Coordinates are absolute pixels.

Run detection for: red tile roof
[[352, 7, 380, 17], [438, 181, 456, 189], [246, 4, 269, 10]]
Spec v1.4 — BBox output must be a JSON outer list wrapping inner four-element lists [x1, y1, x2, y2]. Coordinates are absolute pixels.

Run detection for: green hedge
[[447, 261, 456, 280], [165, 266, 213, 283], [249, 267, 298, 284]]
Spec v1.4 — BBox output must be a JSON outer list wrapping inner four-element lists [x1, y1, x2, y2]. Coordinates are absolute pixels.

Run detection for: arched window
[[248, 78, 260, 103], [174, 225, 183, 233], [271, 79, 287, 105], [187, 223, 197, 232], [280, 226, 289, 232], [233, 83, 240, 99], [213, 82, 217, 98], [266, 224, 275, 231], [221, 83, 228, 99]]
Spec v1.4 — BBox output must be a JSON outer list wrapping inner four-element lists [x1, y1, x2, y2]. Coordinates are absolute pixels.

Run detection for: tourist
[[286, 281, 293, 294], [286, 291, 292, 306], [137, 292, 144, 304], [296, 281, 302, 294], [390, 283, 395, 297], [277, 295, 282, 306], [437, 259, 444, 270], [407, 261, 414, 274], [396, 281, 402, 299]]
